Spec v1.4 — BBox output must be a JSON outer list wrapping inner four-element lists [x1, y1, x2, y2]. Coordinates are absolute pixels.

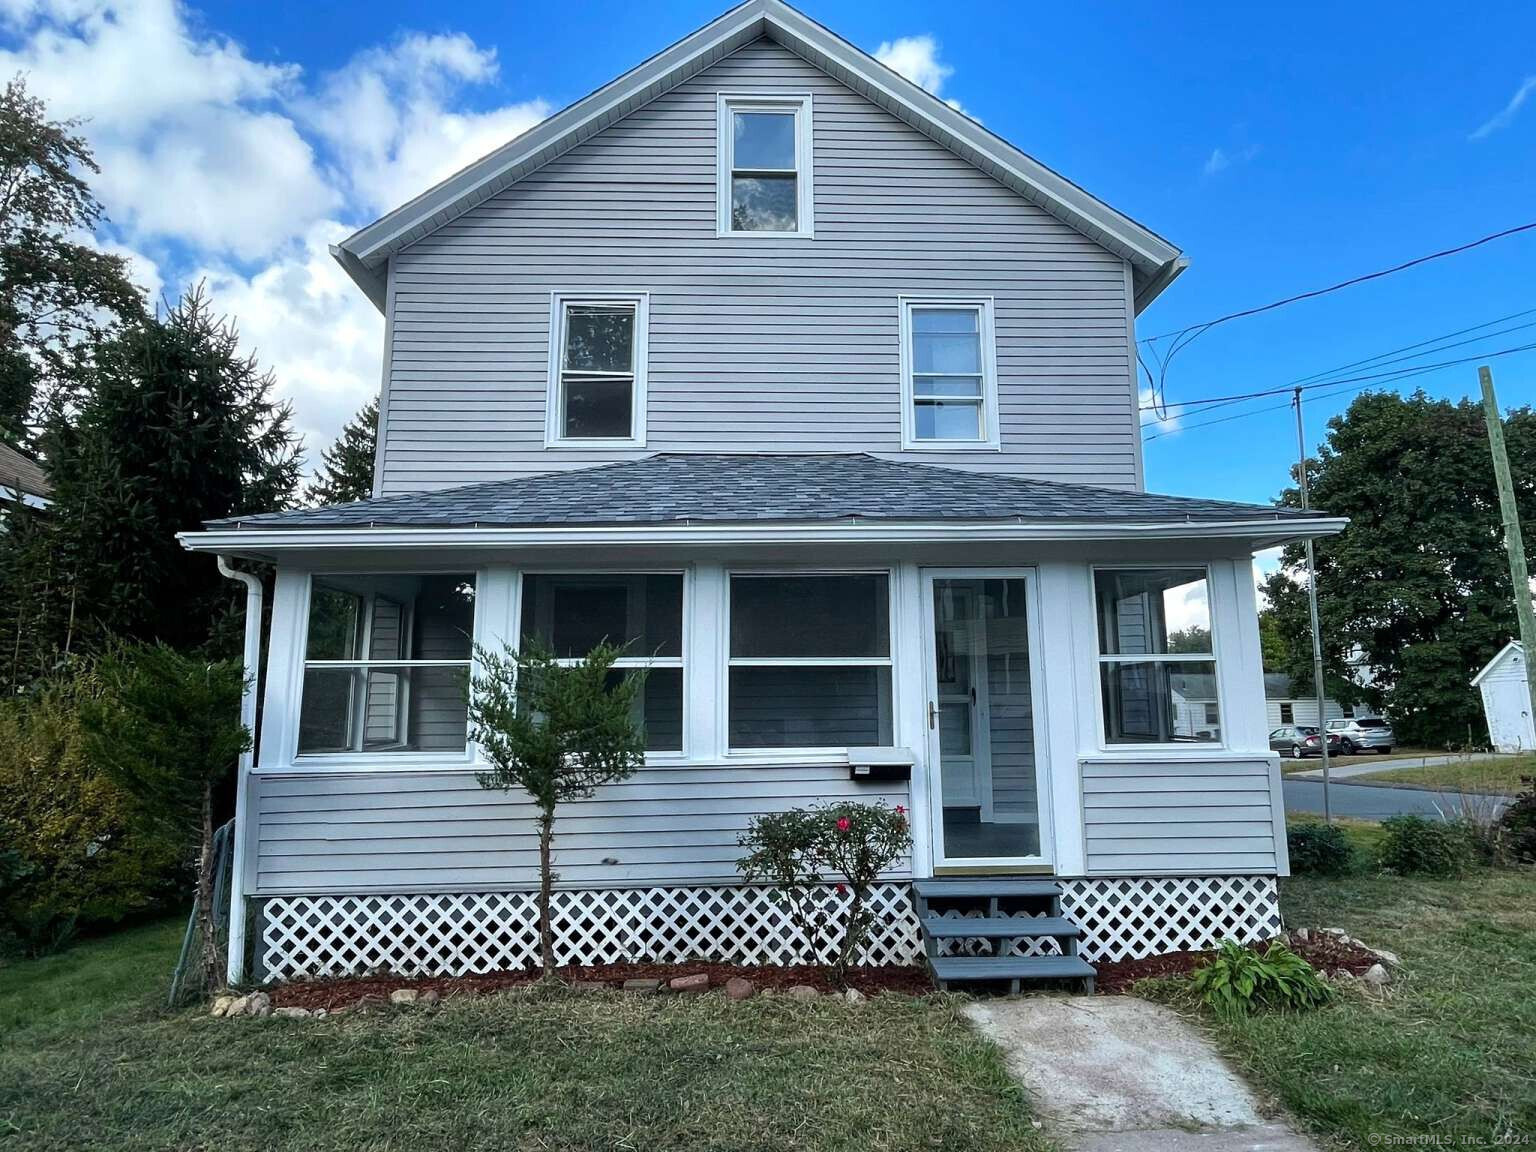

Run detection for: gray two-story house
[[182, 0, 1343, 987]]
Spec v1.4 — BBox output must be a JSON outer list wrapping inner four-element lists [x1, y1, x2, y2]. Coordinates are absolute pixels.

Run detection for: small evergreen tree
[[306, 397, 377, 506], [79, 643, 249, 993], [470, 640, 646, 978]]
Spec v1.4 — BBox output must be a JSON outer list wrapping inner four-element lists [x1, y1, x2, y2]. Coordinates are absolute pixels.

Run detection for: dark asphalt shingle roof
[[206, 453, 1321, 531]]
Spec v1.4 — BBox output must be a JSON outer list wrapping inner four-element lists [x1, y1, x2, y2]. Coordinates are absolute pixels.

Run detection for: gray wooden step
[[912, 879, 1061, 900], [920, 915, 1082, 940], [930, 954, 1095, 985]]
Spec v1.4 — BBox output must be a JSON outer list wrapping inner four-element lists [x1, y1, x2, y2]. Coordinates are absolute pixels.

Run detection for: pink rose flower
[[836, 816, 851, 832], [836, 883, 848, 895]]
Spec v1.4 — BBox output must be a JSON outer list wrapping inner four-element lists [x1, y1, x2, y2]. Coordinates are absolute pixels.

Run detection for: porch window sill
[[1080, 749, 1276, 764]]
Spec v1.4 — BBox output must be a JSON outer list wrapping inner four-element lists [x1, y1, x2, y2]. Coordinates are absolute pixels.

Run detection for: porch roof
[[202, 453, 1332, 534]]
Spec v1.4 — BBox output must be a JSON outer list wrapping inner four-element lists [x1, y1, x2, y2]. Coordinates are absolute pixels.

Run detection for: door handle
[[928, 701, 937, 730]]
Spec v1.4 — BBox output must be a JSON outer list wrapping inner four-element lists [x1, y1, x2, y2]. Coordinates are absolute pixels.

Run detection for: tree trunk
[[537, 809, 555, 978], [196, 781, 221, 993]]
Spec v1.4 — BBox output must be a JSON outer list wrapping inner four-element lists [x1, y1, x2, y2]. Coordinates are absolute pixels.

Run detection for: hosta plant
[[1191, 940, 1334, 1018]]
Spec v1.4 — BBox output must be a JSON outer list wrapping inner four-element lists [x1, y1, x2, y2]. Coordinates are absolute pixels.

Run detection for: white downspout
[[217, 556, 262, 986]]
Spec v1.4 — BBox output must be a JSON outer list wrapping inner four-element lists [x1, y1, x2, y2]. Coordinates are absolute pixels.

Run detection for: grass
[[1197, 851, 1536, 1147], [1354, 755, 1532, 796], [1280, 747, 1452, 773], [0, 921, 1049, 1152]]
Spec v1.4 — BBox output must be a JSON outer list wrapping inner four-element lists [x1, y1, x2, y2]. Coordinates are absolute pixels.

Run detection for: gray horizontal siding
[[1081, 758, 1279, 875], [380, 38, 1136, 494], [252, 765, 909, 893]]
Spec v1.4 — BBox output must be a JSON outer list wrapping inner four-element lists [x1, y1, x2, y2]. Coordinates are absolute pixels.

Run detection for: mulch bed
[[1092, 932, 1383, 995], [270, 962, 932, 1012]]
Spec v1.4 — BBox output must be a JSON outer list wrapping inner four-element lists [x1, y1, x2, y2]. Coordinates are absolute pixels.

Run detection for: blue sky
[[2, 0, 1533, 509]]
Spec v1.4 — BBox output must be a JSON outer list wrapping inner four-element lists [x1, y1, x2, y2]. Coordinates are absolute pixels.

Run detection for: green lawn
[[1354, 755, 1533, 795], [1201, 859, 1536, 1147], [0, 921, 1048, 1152]]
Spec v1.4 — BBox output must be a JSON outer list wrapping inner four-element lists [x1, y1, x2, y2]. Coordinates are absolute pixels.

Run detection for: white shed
[[1473, 641, 1535, 753]]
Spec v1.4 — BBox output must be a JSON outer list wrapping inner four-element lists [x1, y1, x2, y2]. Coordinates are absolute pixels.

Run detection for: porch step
[[920, 915, 1081, 940], [912, 879, 1061, 900], [930, 953, 1096, 989]]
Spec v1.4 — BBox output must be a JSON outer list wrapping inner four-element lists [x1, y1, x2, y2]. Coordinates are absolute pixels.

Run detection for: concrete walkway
[[1287, 750, 1515, 782], [964, 996, 1317, 1152]]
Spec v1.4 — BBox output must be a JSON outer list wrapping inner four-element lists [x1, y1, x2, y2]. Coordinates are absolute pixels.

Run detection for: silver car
[[1268, 725, 1341, 759], [1325, 716, 1395, 754]]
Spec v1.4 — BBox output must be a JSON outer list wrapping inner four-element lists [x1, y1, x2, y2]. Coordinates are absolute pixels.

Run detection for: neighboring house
[[0, 442, 50, 515], [1473, 641, 1533, 753], [1263, 673, 1351, 730], [179, 0, 1344, 986]]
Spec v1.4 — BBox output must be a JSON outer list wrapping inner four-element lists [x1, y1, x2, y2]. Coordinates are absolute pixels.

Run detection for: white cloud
[[0, 0, 552, 470], [875, 34, 966, 113], [1471, 75, 1536, 140], [1139, 385, 1180, 435], [1161, 579, 1210, 634], [1203, 143, 1258, 177]]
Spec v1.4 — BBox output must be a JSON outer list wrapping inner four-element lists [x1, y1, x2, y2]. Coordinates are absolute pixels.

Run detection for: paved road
[[1283, 778, 1511, 820]]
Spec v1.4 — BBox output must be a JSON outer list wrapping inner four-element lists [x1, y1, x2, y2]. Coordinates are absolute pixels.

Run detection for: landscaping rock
[[1292, 927, 1310, 943], [571, 980, 608, 993], [223, 993, 252, 1017], [669, 973, 709, 994], [724, 977, 755, 1001], [623, 978, 662, 995], [209, 994, 237, 1018], [389, 988, 419, 1005], [272, 1006, 311, 1019], [1365, 945, 1401, 968], [843, 988, 866, 1005], [247, 992, 272, 1018], [786, 985, 821, 1002], [419, 989, 440, 1005], [1362, 963, 1391, 987]]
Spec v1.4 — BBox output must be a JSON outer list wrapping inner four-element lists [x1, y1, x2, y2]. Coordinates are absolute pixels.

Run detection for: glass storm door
[[923, 571, 1049, 867]]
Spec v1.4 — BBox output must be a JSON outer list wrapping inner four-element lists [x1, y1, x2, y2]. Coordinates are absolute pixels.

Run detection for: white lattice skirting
[[256, 876, 1280, 982]]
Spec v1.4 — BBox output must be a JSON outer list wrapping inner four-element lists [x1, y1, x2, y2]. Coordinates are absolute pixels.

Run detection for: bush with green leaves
[[737, 800, 910, 982], [1377, 814, 1473, 878], [1191, 940, 1334, 1018], [1495, 776, 1536, 866], [0, 666, 186, 954], [1287, 821, 1355, 876]]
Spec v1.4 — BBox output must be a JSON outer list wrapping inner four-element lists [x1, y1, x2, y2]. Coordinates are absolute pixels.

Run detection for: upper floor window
[[545, 293, 648, 447], [899, 298, 999, 450], [717, 94, 813, 236]]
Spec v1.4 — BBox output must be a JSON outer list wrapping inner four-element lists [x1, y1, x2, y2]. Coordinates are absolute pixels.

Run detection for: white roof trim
[[179, 516, 1345, 557], [1471, 639, 1524, 687], [333, 0, 1184, 312]]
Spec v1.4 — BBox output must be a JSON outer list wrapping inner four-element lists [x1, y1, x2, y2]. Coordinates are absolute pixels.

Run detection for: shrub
[[738, 800, 910, 982], [1190, 940, 1334, 1018], [1495, 776, 1536, 865], [1287, 822, 1355, 876], [1377, 814, 1473, 878], [0, 669, 185, 953]]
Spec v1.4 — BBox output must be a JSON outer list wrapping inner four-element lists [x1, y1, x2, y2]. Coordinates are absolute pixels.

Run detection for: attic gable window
[[717, 94, 813, 236], [545, 293, 648, 447]]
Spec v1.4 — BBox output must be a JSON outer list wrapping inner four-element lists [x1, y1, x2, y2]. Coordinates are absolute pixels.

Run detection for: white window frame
[[544, 292, 649, 448], [294, 571, 479, 765], [1090, 563, 1226, 752], [722, 568, 896, 758], [716, 93, 814, 238], [898, 296, 1001, 451], [517, 569, 689, 759]]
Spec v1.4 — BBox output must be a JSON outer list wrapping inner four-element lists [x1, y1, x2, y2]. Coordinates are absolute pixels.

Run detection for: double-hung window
[[727, 573, 892, 750], [298, 574, 476, 755], [546, 294, 647, 446], [1094, 567, 1220, 745], [900, 298, 999, 449], [520, 574, 684, 753], [717, 94, 813, 235]]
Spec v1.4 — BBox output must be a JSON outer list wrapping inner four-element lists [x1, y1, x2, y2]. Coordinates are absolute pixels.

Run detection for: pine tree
[[306, 397, 377, 505]]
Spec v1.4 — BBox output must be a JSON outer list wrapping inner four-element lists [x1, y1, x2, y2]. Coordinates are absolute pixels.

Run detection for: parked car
[[1325, 716, 1395, 754], [1268, 725, 1343, 759]]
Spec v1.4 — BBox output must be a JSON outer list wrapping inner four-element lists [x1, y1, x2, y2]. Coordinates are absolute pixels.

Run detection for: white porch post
[[892, 562, 931, 877], [1037, 560, 1088, 877]]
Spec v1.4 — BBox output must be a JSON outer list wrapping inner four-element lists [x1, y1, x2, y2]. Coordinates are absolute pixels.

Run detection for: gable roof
[[200, 453, 1329, 533], [331, 0, 1185, 313], [1472, 640, 1525, 687], [0, 442, 49, 504]]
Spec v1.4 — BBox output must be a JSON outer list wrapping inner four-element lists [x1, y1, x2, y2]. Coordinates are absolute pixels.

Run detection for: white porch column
[[892, 561, 930, 877], [1037, 560, 1088, 877]]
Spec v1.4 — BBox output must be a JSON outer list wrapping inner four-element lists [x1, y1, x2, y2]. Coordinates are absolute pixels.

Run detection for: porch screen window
[[718, 95, 811, 234], [900, 300, 998, 448], [298, 574, 476, 755], [727, 573, 892, 749], [1095, 568, 1220, 745], [520, 574, 684, 753], [549, 296, 646, 444]]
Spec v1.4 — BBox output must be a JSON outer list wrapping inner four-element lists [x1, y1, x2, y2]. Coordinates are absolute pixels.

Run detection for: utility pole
[[1479, 366, 1536, 719], [1293, 388, 1332, 823]]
